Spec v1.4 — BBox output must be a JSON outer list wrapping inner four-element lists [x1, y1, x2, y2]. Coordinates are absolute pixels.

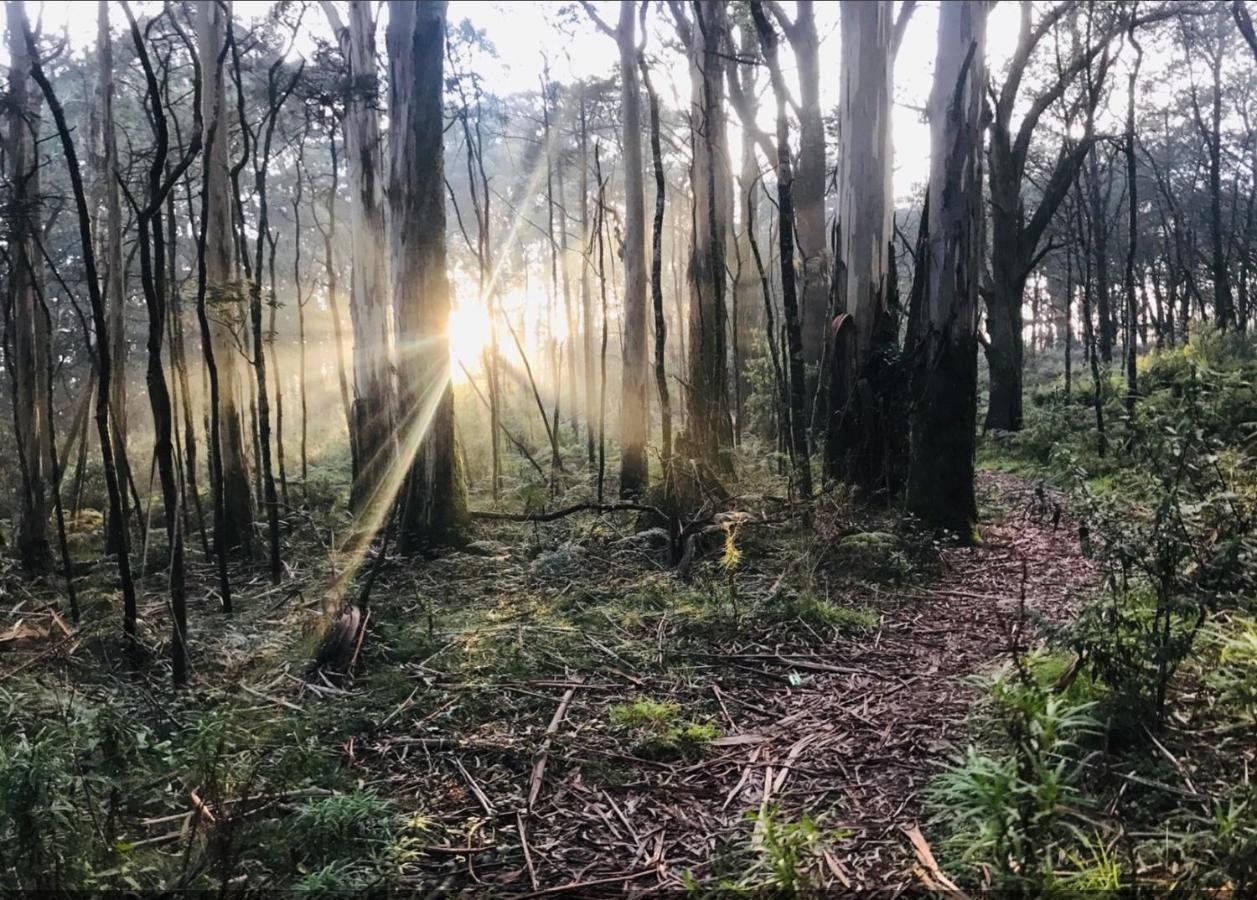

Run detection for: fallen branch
[[528, 679, 582, 810]]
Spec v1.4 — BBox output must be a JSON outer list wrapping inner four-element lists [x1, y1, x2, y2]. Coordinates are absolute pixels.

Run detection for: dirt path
[[360, 472, 1100, 892]]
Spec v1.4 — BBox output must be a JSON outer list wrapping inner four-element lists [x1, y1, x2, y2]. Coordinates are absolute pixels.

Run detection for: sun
[[448, 300, 493, 380]]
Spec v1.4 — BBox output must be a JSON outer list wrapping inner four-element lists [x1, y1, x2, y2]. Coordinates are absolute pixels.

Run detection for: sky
[[0, 0, 1028, 202]]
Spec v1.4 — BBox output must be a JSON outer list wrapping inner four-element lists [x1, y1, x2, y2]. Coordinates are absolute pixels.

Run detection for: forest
[[1, 0, 1256, 892]]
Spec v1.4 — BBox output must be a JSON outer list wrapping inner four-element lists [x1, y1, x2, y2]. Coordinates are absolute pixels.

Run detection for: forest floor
[[0, 470, 1101, 892]]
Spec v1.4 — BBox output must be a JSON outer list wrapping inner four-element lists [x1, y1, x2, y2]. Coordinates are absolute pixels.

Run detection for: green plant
[[930, 667, 1100, 890], [764, 593, 878, 633], [0, 733, 84, 889], [637, 721, 721, 760], [1204, 790, 1257, 891], [832, 531, 914, 581], [1203, 616, 1257, 724], [290, 790, 398, 870], [292, 859, 376, 895], [722, 522, 743, 623], [741, 807, 832, 895]]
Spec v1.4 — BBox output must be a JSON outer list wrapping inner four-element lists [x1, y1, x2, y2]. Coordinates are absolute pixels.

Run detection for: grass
[[763, 593, 879, 633]]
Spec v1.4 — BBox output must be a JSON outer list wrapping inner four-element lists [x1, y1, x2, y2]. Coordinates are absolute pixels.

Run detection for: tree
[[984, 1, 1114, 431], [638, 11, 673, 496], [91, 0, 132, 555], [907, 0, 986, 535], [671, 0, 734, 477], [116, 0, 206, 683], [764, 1, 827, 371], [582, 0, 649, 496], [5, 0, 50, 572], [239, 40, 301, 585], [1184, 6, 1236, 329], [826, 0, 901, 494], [322, 0, 397, 513], [198, 0, 254, 551], [22, 1, 140, 648], [751, 0, 810, 500], [386, 0, 468, 549]]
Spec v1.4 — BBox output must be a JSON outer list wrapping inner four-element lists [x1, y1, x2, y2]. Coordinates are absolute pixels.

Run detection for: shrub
[[930, 667, 1100, 891], [290, 790, 399, 871]]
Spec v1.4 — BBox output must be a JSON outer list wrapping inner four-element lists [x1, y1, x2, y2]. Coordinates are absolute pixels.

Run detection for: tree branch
[[892, 0, 918, 60]]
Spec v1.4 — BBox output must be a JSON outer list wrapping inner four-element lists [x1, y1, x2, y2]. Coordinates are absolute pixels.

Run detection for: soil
[[346, 471, 1100, 893]]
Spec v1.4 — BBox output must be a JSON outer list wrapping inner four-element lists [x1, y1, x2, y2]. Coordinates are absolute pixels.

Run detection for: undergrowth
[[941, 329, 1257, 892]]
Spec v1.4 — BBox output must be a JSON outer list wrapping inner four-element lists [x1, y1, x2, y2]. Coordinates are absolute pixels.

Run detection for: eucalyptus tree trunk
[[246, 62, 300, 585], [730, 21, 761, 444], [1088, 148, 1114, 364], [266, 233, 288, 509], [92, 0, 134, 554], [614, 1, 650, 497], [906, 0, 986, 536], [826, 0, 900, 495], [556, 120, 579, 444], [1123, 29, 1143, 415], [199, 0, 253, 552], [770, 0, 827, 369], [6, 0, 50, 572], [387, 0, 468, 549], [675, 0, 733, 476], [323, 0, 396, 513], [1202, 9, 1234, 328], [640, 49, 673, 495], [751, 0, 809, 500], [579, 86, 596, 466], [320, 129, 358, 483], [541, 67, 564, 485]]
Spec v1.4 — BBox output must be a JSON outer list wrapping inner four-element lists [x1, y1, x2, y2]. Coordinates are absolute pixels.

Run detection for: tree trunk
[[906, 0, 985, 537], [827, 0, 901, 494], [680, 0, 734, 477], [1089, 149, 1115, 363], [787, 2, 829, 372], [752, 0, 810, 500], [246, 62, 297, 585], [24, 5, 141, 648], [579, 86, 596, 467], [6, 0, 50, 572], [1206, 13, 1234, 328], [92, 0, 134, 556], [324, 0, 396, 513], [320, 129, 358, 487], [387, 0, 468, 549], [1123, 32, 1143, 416], [199, 0, 253, 552], [640, 51, 673, 497], [984, 132, 1028, 433], [615, 1, 650, 497]]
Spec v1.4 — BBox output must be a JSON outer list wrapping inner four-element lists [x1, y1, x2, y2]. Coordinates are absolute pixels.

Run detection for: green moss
[[636, 721, 721, 761], [763, 594, 878, 633], [832, 532, 914, 581], [610, 697, 680, 728]]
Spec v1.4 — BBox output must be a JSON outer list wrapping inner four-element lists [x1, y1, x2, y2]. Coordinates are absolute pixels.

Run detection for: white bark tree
[[198, 0, 254, 550], [321, 0, 396, 514]]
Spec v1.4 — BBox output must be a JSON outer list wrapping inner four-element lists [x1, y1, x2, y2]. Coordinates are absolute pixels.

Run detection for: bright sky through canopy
[[3, 0, 1027, 203]]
